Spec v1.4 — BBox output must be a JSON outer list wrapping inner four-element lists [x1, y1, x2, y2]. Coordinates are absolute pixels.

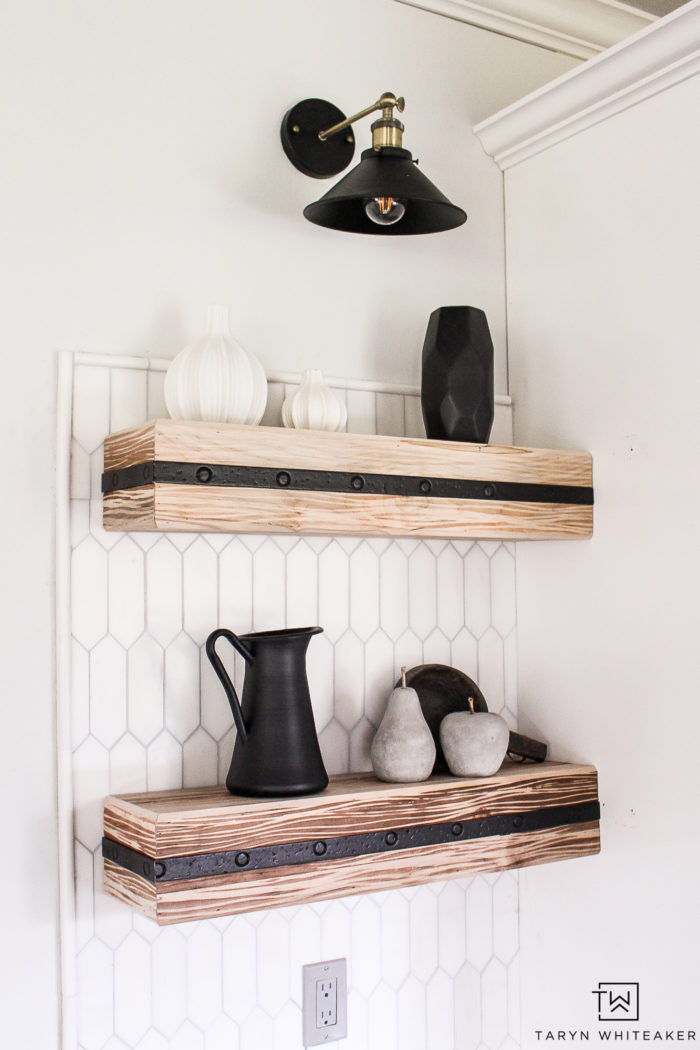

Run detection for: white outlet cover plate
[[302, 959, 348, 1046]]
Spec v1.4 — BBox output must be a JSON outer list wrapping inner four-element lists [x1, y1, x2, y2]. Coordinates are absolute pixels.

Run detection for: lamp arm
[[318, 93, 405, 142]]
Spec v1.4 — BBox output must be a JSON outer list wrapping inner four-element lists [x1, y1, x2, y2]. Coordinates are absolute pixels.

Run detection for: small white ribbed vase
[[281, 369, 347, 432], [164, 304, 267, 425]]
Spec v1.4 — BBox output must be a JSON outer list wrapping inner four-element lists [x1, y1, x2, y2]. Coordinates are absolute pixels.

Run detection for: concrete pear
[[371, 667, 436, 783]]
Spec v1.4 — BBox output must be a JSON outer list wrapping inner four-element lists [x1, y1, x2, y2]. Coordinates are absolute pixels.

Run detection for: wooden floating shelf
[[102, 419, 593, 539], [103, 762, 600, 925]]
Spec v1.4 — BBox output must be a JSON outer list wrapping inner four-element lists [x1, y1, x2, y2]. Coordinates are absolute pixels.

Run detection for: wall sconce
[[281, 92, 467, 235]]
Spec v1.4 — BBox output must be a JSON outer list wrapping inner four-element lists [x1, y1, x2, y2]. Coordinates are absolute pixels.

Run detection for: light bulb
[[364, 196, 406, 226]]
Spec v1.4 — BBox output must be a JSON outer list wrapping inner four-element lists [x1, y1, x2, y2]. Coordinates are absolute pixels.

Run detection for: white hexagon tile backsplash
[[66, 355, 520, 1050]]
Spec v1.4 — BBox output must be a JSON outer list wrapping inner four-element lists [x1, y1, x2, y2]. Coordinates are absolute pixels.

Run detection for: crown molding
[[394, 0, 654, 59], [473, 0, 700, 169]]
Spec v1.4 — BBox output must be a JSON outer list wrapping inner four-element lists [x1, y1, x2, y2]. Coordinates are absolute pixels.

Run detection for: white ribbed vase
[[281, 369, 347, 432], [164, 304, 267, 425]]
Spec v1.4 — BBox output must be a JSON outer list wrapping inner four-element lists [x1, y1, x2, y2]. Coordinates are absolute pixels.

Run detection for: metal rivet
[[110, 846, 119, 861], [385, 831, 398, 847], [155, 862, 166, 879], [277, 471, 291, 487], [419, 479, 432, 494], [483, 484, 495, 498], [351, 475, 364, 491], [142, 464, 150, 481], [112, 472, 119, 487], [512, 815, 523, 829], [313, 841, 327, 856], [196, 466, 213, 484], [451, 823, 463, 837], [235, 852, 250, 867], [142, 861, 151, 876], [292, 124, 300, 133], [346, 135, 353, 143]]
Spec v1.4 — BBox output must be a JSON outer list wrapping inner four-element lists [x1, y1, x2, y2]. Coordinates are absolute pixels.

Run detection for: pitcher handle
[[205, 629, 254, 744]]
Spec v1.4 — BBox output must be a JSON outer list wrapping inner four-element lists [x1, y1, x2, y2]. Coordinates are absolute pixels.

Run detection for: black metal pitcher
[[205, 626, 329, 798]]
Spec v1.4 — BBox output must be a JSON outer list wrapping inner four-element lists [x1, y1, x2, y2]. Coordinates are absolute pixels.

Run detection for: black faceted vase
[[420, 306, 494, 443]]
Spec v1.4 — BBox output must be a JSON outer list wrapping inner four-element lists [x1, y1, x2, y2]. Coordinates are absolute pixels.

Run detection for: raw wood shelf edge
[[103, 761, 600, 925], [102, 419, 593, 539]]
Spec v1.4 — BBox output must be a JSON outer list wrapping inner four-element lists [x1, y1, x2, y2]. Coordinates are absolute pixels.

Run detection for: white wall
[[505, 74, 700, 1041], [0, 1, 575, 1045]]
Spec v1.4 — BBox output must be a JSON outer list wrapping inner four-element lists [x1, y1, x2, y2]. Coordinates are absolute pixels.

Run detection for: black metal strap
[[102, 461, 593, 506], [102, 799, 599, 884]]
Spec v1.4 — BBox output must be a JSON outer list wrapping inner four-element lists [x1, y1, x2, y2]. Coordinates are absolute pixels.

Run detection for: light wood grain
[[104, 860, 157, 921], [104, 764, 598, 857], [105, 419, 592, 485], [104, 422, 155, 472], [104, 821, 600, 925], [103, 420, 593, 539], [108, 764, 590, 812], [104, 485, 592, 539], [103, 486, 156, 530]]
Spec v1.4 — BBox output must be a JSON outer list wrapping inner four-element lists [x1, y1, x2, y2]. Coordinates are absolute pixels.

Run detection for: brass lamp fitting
[[370, 93, 405, 150], [318, 92, 405, 151]]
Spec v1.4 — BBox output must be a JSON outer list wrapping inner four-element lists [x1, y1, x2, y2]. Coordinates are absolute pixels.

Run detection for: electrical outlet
[[316, 975, 337, 1028], [302, 959, 347, 1046]]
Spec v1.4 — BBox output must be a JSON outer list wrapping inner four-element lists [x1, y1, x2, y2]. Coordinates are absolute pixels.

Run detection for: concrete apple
[[439, 698, 509, 777]]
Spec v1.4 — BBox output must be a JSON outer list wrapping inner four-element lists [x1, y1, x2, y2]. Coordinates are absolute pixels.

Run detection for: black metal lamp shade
[[303, 148, 467, 235]]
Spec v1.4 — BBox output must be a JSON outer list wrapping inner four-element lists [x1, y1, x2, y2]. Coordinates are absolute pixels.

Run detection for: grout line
[[55, 350, 79, 1050]]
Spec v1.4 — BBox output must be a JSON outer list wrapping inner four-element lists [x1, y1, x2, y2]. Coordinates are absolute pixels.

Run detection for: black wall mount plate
[[281, 98, 355, 179]]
